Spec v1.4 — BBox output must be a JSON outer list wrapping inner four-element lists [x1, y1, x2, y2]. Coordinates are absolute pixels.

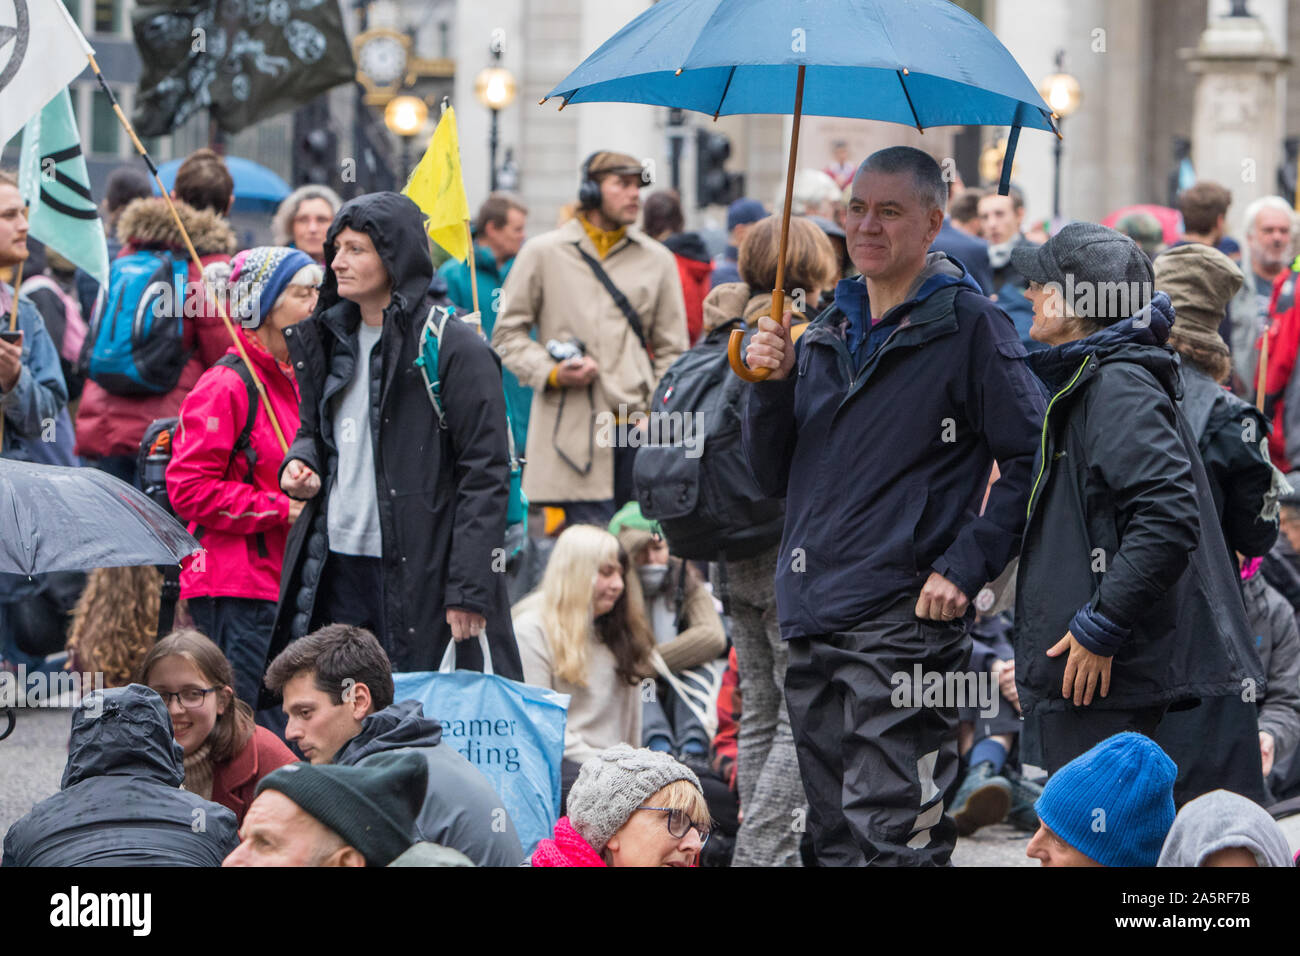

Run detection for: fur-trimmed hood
[[116, 196, 236, 258]]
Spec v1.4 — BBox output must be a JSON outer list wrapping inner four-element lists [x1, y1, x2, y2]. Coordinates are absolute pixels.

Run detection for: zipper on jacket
[[1026, 356, 1091, 521]]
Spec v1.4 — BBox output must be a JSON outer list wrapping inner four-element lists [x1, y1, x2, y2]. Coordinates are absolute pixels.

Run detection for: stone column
[[1183, 7, 1291, 218]]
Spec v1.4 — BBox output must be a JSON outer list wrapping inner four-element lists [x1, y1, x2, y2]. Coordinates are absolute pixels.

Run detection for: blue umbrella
[[152, 155, 291, 208], [543, 0, 1057, 379]]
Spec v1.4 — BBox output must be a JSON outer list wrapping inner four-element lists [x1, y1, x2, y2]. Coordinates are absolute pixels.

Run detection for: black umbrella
[[0, 460, 199, 576]]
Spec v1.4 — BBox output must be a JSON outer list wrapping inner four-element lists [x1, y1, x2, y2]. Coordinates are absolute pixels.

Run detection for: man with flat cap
[[494, 150, 688, 526]]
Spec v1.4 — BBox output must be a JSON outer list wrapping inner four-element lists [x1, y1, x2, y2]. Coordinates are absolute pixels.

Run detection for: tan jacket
[[492, 218, 688, 502]]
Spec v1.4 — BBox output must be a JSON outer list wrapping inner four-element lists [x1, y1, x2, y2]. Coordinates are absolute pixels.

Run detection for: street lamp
[[475, 32, 517, 191], [1039, 50, 1082, 221], [384, 94, 428, 182]]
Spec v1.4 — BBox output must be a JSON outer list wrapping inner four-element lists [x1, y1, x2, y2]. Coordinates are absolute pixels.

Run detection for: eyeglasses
[[637, 806, 711, 846], [151, 686, 220, 709]]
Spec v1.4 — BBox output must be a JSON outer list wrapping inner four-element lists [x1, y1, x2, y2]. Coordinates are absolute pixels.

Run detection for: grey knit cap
[[567, 745, 703, 853]]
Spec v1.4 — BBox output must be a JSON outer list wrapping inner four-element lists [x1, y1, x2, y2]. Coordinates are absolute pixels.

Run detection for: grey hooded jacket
[[333, 700, 524, 866], [1157, 788, 1294, 866], [1244, 570, 1300, 769], [1, 684, 238, 867]]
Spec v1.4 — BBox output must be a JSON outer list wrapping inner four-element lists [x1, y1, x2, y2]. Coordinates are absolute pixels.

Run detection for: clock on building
[[355, 28, 413, 103]]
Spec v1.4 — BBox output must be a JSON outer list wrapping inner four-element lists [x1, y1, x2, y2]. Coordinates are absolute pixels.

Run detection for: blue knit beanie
[[1034, 732, 1177, 867], [225, 246, 317, 328]]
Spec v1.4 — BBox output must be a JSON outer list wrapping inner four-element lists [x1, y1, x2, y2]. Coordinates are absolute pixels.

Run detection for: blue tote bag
[[393, 633, 569, 854]]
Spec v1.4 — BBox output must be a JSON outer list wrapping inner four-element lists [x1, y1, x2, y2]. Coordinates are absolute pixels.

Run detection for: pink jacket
[[167, 329, 300, 601]]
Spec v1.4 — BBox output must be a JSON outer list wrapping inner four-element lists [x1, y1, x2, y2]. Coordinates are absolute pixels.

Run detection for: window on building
[[94, 0, 121, 35], [92, 87, 120, 156]]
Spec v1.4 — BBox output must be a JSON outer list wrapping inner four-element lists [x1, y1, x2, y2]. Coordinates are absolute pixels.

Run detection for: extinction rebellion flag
[[131, 0, 356, 137]]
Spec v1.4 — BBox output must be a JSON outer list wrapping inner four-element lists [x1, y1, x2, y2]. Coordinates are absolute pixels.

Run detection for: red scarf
[[531, 817, 607, 867]]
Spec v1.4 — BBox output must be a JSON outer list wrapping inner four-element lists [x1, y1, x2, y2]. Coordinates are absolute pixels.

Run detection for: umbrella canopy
[[544, 0, 1055, 383], [1102, 204, 1183, 247], [152, 155, 292, 208], [0, 460, 199, 576], [543, 0, 1055, 133]]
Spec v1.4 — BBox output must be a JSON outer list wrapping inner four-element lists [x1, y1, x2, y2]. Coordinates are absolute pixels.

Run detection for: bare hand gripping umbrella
[[542, 0, 1058, 381]]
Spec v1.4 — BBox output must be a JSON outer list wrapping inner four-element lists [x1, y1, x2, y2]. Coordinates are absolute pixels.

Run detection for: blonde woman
[[514, 524, 654, 806]]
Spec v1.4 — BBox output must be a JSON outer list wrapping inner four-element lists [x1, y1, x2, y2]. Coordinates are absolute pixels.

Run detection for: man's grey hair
[[1242, 195, 1294, 238], [272, 184, 344, 246], [855, 146, 946, 213]]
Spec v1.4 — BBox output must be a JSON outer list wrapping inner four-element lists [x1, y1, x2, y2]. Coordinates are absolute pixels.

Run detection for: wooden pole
[[729, 64, 806, 382], [1257, 323, 1271, 412], [6, 259, 23, 333], [87, 53, 288, 453], [466, 220, 480, 315], [0, 257, 26, 451]]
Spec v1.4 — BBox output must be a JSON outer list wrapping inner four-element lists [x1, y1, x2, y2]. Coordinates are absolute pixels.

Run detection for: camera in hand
[[546, 337, 586, 363]]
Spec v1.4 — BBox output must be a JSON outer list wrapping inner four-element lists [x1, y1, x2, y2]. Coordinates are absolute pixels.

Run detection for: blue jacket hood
[[1027, 291, 1179, 395]]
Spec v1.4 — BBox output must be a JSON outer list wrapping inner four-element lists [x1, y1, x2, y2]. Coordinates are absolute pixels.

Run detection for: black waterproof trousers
[[784, 598, 970, 866]]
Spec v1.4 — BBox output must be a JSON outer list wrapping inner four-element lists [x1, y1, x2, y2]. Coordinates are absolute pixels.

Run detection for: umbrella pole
[[0, 256, 26, 451], [729, 65, 806, 382], [87, 54, 289, 455]]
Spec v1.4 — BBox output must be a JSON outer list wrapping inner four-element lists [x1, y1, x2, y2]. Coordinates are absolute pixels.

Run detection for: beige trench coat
[[493, 218, 688, 502]]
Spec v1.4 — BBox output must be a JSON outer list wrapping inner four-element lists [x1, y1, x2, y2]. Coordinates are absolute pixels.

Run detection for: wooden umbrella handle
[[727, 290, 808, 383], [728, 328, 772, 382]]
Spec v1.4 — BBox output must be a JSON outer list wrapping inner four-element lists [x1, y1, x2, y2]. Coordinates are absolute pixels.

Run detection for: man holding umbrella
[[742, 147, 1045, 865]]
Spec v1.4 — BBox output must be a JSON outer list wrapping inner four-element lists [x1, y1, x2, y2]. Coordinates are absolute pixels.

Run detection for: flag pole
[[465, 220, 479, 315], [5, 259, 22, 333], [85, 54, 289, 454], [0, 256, 26, 450]]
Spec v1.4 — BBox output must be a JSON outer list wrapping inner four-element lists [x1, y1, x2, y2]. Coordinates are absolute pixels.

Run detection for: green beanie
[[608, 500, 660, 537]]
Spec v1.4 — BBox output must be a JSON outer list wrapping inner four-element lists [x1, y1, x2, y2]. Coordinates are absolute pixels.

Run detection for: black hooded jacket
[[2, 685, 238, 866], [332, 700, 524, 866], [267, 192, 521, 678], [1015, 295, 1264, 715]]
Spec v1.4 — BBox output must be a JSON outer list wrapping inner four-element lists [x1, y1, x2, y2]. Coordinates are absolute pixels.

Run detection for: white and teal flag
[[18, 88, 109, 291], [0, 2, 95, 149]]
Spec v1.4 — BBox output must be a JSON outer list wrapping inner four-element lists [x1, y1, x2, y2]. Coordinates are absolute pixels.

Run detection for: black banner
[[131, 0, 356, 137]]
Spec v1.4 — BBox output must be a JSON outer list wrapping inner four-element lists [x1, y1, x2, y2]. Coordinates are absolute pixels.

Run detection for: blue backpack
[[85, 248, 191, 395]]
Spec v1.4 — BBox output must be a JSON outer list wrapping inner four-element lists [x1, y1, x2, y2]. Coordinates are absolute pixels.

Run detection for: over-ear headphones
[[578, 152, 602, 209]]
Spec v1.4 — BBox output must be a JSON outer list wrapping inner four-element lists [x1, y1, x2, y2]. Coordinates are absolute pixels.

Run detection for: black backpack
[[138, 355, 264, 558], [633, 321, 785, 561]]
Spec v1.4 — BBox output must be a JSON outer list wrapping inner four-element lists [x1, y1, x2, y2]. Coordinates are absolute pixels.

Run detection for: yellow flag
[[404, 105, 470, 261]]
